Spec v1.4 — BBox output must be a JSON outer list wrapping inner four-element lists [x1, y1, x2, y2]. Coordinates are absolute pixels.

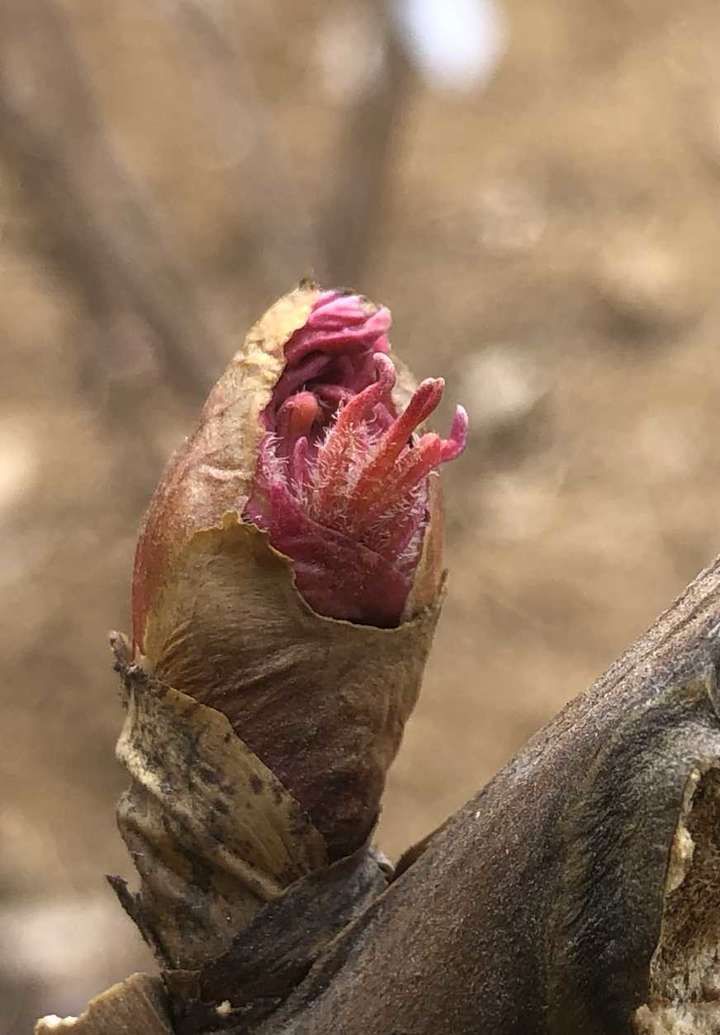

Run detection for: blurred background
[[3, 0, 720, 1028]]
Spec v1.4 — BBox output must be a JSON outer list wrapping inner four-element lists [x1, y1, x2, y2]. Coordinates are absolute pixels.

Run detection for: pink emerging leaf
[[244, 291, 467, 626]]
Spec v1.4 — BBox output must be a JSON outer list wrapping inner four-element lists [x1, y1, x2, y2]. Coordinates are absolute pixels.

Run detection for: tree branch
[[0, 0, 216, 404], [256, 558, 720, 1034]]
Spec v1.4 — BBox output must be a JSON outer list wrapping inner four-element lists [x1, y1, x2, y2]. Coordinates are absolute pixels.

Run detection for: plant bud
[[243, 290, 466, 626], [130, 281, 466, 858]]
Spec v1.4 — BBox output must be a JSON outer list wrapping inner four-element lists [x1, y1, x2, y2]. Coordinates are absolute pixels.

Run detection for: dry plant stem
[[0, 0, 216, 403], [36, 564, 720, 1033], [173, 0, 320, 285], [318, 0, 413, 287], [254, 557, 720, 1035]]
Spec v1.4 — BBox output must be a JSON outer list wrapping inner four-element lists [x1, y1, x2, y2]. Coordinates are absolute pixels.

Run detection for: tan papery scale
[[34, 974, 172, 1035], [138, 515, 443, 859], [132, 282, 319, 650], [112, 654, 328, 971]]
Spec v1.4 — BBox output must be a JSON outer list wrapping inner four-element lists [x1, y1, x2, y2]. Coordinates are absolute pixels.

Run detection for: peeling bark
[[34, 973, 172, 1035], [253, 558, 720, 1035]]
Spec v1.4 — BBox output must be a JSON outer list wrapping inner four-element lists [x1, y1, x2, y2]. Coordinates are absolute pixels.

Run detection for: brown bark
[[252, 556, 720, 1035], [34, 973, 172, 1035]]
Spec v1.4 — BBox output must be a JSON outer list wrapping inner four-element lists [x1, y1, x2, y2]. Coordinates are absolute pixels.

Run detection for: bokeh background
[[4, 0, 720, 1028]]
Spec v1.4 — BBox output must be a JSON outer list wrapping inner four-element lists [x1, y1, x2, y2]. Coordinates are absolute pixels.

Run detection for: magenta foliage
[[244, 292, 467, 626]]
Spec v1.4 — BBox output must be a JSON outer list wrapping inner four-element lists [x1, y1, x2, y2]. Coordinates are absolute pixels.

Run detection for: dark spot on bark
[[249, 774, 263, 794], [198, 764, 221, 785]]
